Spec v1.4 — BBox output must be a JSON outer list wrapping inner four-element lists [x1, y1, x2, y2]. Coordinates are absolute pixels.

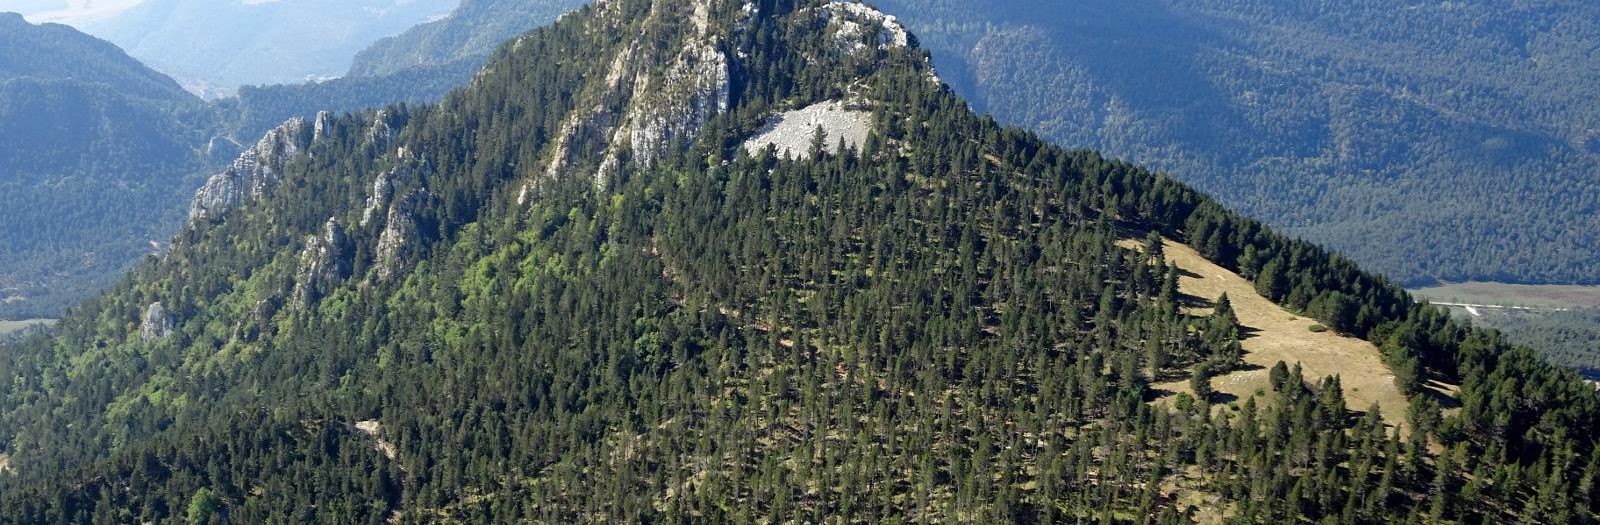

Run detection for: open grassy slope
[[1131, 238, 1415, 429]]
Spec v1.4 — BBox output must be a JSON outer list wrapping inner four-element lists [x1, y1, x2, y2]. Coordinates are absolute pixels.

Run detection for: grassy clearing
[[0, 319, 54, 337], [1412, 282, 1600, 309], [1134, 239, 1413, 430]]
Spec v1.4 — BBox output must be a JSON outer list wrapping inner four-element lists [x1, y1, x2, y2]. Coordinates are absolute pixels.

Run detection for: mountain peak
[[11, 0, 1596, 522]]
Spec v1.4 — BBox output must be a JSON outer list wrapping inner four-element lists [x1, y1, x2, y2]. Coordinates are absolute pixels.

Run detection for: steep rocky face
[[607, 36, 731, 181], [535, 0, 738, 196], [365, 110, 399, 151], [188, 118, 314, 223], [291, 218, 353, 307], [375, 189, 431, 283], [524, 0, 911, 204], [312, 111, 334, 144], [139, 302, 173, 341], [362, 161, 416, 227], [190, 111, 411, 226]]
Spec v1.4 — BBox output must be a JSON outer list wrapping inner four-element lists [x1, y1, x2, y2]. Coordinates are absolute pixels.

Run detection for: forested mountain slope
[[875, 0, 1600, 286], [219, 0, 589, 140], [0, 12, 187, 101], [2, 1, 1598, 523], [0, 13, 220, 319], [347, 0, 589, 78], [1, 1, 584, 319]]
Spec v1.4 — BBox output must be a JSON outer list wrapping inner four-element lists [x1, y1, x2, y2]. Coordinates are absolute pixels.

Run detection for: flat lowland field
[[1412, 282, 1600, 309], [0, 319, 54, 337], [1126, 239, 1414, 430]]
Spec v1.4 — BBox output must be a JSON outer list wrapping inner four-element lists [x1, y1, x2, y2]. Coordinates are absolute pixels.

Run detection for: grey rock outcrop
[[742, 100, 873, 159], [375, 190, 431, 283], [291, 218, 353, 307], [816, 1, 910, 54], [312, 111, 334, 144], [613, 39, 730, 177], [363, 162, 416, 227], [535, 0, 741, 197], [139, 302, 173, 341], [189, 118, 313, 223], [366, 110, 397, 151]]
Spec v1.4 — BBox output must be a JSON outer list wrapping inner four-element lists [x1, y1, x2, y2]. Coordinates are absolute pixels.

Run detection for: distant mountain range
[[348, 0, 589, 78], [878, 0, 1600, 286], [21, 0, 460, 97]]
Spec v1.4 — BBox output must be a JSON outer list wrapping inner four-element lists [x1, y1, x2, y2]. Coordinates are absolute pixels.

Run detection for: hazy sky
[[13, 0, 149, 26]]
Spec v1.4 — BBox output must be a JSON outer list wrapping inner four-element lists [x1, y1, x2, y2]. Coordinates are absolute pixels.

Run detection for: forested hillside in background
[[224, 0, 588, 139], [0, 13, 220, 319], [0, 1, 591, 318], [876, 0, 1600, 286], [67, 0, 457, 97], [3, 1, 1599, 522], [348, 0, 589, 78]]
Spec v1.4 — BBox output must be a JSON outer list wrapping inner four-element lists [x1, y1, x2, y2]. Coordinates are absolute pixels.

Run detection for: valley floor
[[1412, 282, 1600, 311], [0, 318, 54, 337], [1412, 283, 1600, 371]]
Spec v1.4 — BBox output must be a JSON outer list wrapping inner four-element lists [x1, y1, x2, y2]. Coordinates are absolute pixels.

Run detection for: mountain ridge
[[72, 0, 460, 96], [0, 12, 191, 102], [1, 1, 1597, 522]]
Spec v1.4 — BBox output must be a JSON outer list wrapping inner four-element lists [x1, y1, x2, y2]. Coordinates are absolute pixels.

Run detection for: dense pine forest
[[2, 1, 1598, 523]]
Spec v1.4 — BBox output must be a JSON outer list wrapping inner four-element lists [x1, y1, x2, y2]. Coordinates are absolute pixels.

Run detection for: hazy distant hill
[[72, 0, 459, 96], [347, 0, 589, 78], [877, 0, 1600, 286], [0, 12, 217, 318], [217, 0, 589, 147], [0, 12, 185, 100]]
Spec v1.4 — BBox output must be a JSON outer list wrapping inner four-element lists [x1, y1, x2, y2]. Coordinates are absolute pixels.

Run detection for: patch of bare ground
[[1128, 238, 1421, 431], [0, 318, 54, 337], [355, 420, 397, 461]]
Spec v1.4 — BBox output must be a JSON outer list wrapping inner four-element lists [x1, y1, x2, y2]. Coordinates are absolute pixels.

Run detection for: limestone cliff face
[[189, 118, 313, 223], [291, 218, 353, 307], [375, 189, 431, 283], [359, 149, 429, 283], [529, 0, 740, 202], [362, 156, 417, 227], [524, 1, 915, 204], [312, 111, 334, 144], [365, 110, 399, 152], [139, 302, 172, 341], [816, 1, 911, 53], [189, 110, 408, 225]]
